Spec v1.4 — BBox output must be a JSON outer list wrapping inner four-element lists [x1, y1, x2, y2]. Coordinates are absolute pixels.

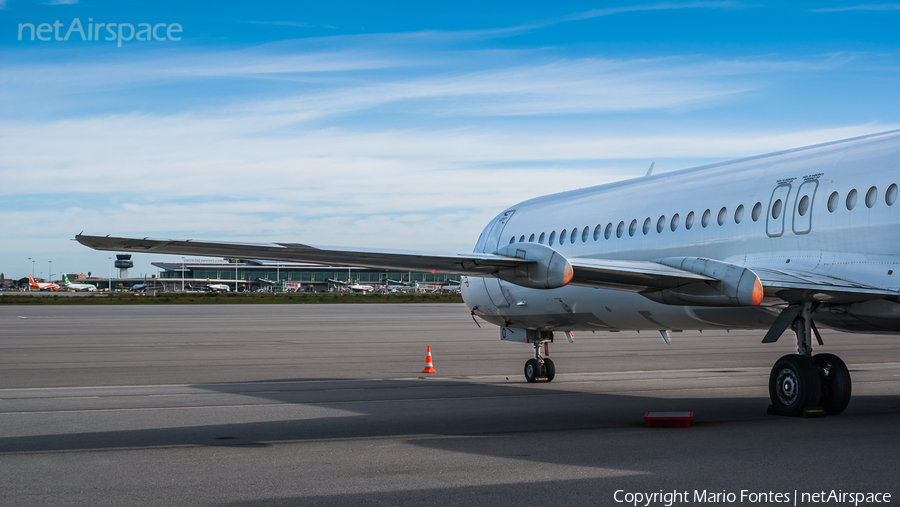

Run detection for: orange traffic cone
[[421, 345, 436, 373]]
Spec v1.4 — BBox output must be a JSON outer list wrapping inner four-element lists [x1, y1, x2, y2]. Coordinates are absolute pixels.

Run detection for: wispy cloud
[[246, 20, 336, 28], [342, 2, 758, 46], [810, 3, 900, 12], [1, 39, 849, 126], [563, 1, 753, 21]]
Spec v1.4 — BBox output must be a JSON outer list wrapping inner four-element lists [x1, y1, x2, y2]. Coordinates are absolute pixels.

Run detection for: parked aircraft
[[62, 274, 97, 292], [76, 130, 900, 417], [206, 279, 231, 292], [327, 279, 375, 293], [29, 274, 59, 291]]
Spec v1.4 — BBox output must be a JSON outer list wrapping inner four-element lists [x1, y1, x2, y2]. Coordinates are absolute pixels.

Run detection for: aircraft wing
[[750, 266, 897, 304], [75, 234, 528, 277], [75, 234, 712, 290], [568, 257, 897, 305], [75, 235, 896, 305]]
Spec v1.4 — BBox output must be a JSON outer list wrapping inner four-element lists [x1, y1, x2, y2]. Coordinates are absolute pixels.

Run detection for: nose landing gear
[[524, 341, 555, 383]]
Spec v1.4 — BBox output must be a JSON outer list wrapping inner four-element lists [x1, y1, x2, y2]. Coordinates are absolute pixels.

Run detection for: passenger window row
[[508, 201, 764, 246], [507, 183, 897, 247], [827, 184, 898, 212]]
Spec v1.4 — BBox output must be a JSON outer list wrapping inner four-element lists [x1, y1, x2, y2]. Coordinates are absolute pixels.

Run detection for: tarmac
[[1, 304, 898, 506]]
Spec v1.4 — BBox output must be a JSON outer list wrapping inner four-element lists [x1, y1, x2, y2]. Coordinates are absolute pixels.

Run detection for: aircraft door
[[479, 210, 515, 308], [766, 183, 791, 238], [792, 179, 818, 235]]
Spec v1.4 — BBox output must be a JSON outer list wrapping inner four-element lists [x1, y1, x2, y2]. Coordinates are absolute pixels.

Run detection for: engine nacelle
[[642, 257, 763, 307], [492, 243, 573, 289]]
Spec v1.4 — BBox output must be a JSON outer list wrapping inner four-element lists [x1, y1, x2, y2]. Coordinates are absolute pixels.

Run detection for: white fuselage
[[66, 282, 97, 291], [462, 132, 900, 334]]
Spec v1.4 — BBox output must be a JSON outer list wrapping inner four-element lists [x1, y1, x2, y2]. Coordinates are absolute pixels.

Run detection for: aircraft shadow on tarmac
[[3, 378, 899, 458]]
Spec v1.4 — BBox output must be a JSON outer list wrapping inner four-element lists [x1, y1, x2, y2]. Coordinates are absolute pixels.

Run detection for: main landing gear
[[524, 341, 555, 383], [766, 302, 852, 417]]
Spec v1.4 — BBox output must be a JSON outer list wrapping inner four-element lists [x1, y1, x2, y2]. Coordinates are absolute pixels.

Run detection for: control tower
[[114, 254, 134, 279]]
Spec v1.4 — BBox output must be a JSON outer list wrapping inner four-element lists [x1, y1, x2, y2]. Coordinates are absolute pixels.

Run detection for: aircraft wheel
[[524, 359, 540, 383], [543, 358, 555, 382], [814, 353, 851, 415], [769, 354, 821, 417]]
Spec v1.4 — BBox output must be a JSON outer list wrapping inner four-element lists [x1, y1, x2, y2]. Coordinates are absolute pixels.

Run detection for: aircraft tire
[[769, 354, 821, 417], [543, 358, 555, 382], [524, 359, 539, 383], [814, 353, 851, 415]]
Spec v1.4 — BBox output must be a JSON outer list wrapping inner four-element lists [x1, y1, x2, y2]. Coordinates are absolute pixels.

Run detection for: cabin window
[[582, 226, 590, 242], [616, 221, 625, 238], [797, 195, 810, 216], [549, 231, 556, 246], [559, 229, 566, 245], [519, 235, 525, 243], [539, 232, 545, 244], [735, 204, 744, 223], [605, 222, 613, 239], [641, 218, 650, 235], [629, 219, 637, 237], [593, 224, 602, 241], [529, 233, 535, 242], [571, 228, 578, 244], [717, 207, 727, 226], [671, 213, 680, 231], [751, 202, 762, 221], [866, 186, 877, 208], [657, 215, 665, 233], [701, 209, 711, 228], [827, 192, 839, 212], [887, 183, 898, 206], [772, 199, 783, 219], [846, 189, 858, 210]]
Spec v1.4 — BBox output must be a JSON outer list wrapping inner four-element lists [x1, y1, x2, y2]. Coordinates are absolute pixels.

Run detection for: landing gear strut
[[766, 302, 852, 416], [524, 341, 555, 383]]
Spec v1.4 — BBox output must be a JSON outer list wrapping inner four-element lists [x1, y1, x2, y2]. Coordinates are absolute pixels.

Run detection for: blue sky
[[2, 1, 900, 280]]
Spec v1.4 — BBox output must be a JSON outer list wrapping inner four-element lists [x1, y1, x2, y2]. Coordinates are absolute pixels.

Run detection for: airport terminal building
[[151, 258, 461, 292]]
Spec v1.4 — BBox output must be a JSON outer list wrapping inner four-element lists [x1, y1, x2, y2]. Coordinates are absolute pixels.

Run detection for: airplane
[[438, 284, 461, 293], [349, 283, 375, 293], [327, 279, 375, 293], [206, 279, 231, 292], [76, 130, 900, 418], [62, 274, 97, 292], [29, 274, 59, 291]]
